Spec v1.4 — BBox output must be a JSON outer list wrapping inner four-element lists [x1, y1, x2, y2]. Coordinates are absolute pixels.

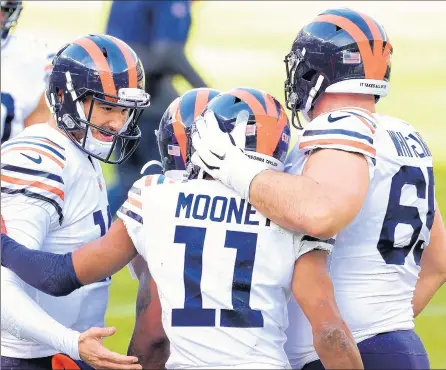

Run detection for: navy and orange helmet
[[284, 8, 393, 128], [187, 87, 291, 178], [46, 34, 150, 164], [157, 88, 221, 176], [1, 0, 23, 39]]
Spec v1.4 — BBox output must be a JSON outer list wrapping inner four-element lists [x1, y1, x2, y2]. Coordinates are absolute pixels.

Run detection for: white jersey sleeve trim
[[1, 135, 66, 225], [299, 109, 377, 161], [295, 234, 335, 260]]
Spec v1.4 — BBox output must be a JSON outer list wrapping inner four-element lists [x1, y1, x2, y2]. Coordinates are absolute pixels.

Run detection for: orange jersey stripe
[[355, 115, 376, 134], [1, 215, 7, 234], [109, 36, 138, 89], [73, 37, 117, 98], [313, 14, 389, 80], [26, 138, 65, 151], [127, 196, 142, 209], [1, 147, 65, 169], [299, 138, 376, 156], [342, 107, 375, 120], [145, 176, 153, 186], [194, 89, 210, 122], [1, 174, 65, 200]]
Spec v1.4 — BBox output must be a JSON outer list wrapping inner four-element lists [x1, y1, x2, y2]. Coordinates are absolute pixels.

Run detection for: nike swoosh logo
[[327, 113, 350, 123], [210, 150, 226, 161], [21, 153, 42, 164]]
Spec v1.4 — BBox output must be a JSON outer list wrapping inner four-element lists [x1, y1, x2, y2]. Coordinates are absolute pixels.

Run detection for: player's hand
[[78, 327, 142, 369], [191, 110, 268, 201]]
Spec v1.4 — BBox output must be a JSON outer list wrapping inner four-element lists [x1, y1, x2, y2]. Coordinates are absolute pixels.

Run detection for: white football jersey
[[118, 174, 333, 369], [1, 35, 53, 143], [1, 123, 111, 358], [284, 108, 435, 369]]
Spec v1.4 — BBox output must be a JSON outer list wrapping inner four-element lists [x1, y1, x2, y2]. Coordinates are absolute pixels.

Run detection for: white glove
[[191, 110, 269, 201]]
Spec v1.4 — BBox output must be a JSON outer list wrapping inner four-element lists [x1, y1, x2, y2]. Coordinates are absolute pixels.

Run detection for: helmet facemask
[[284, 48, 326, 129]]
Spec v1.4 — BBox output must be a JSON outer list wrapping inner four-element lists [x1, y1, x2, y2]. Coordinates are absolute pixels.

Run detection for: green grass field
[[16, 1, 446, 367]]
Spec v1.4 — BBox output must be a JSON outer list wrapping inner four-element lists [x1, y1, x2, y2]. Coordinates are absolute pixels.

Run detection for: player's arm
[[127, 256, 169, 369], [250, 149, 369, 239], [1, 218, 138, 294], [0, 174, 149, 294], [192, 111, 374, 239], [292, 246, 363, 369], [413, 200, 446, 317], [0, 208, 139, 368]]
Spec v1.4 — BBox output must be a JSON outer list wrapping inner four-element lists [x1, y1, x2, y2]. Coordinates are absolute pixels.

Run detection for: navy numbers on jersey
[[377, 166, 435, 265], [93, 206, 112, 237], [172, 225, 264, 328], [1, 92, 15, 143]]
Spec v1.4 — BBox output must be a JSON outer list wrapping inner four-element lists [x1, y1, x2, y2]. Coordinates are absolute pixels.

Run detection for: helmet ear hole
[[56, 88, 65, 104], [302, 70, 317, 82]]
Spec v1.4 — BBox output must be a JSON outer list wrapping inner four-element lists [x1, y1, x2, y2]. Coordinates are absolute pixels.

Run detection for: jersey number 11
[[172, 225, 264, 328]]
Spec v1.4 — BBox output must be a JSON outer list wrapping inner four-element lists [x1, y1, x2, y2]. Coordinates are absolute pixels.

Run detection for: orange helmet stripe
[[108, 36, 138, 89], [263, 92, 278, 117], [170, 98, 187, 162], [228, 89, 287, 157], [73, 37, 117, 99], [194, 89, 210, 121], [312, 14, 391, 80]]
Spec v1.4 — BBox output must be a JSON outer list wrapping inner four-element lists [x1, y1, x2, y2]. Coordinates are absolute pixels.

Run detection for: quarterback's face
[[83, 97, 130, 142]]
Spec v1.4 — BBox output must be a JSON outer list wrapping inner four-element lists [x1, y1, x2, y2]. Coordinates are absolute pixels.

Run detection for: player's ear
[[56, 88, 64, 104]]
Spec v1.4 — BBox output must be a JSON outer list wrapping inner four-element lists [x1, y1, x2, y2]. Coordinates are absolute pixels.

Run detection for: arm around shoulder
[[250, 149, 370, 239]]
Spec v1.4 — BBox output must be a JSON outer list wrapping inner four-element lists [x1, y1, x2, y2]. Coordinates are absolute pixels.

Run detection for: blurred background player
[[1, 88, 363, 369], [1, 34, 149, 370], [106, 0, 209, 216], [190, 7, 442, 370], [1, 0, 54, 143]]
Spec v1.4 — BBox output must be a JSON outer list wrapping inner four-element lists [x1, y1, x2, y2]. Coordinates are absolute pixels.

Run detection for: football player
[[1, 34, 150, 370], [126, 87, 221, 368], [1, 0, 53, 143], [189, 8, 442, 370], [1, 88, 363, 369], [1, 87, 221, 369]]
